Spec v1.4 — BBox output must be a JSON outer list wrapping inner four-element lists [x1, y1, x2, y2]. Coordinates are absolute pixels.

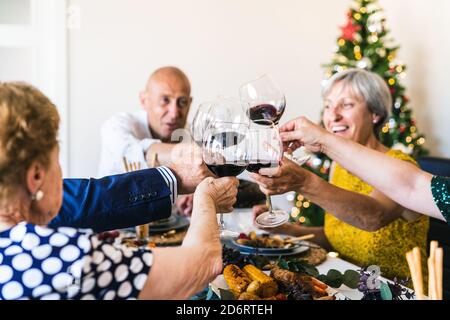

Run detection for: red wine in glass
[[246, 160, 278, 173], [247, 103, 285, 125], [206, 163, 247, 177]]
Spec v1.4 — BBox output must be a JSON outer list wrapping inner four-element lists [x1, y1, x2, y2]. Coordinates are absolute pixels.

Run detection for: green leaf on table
[[342, 270, 360, 289], [219, 288, 236, 300], [325, 269, 343, 288], [277, 258, 290, 270], [380, 282, 393, 300], [277, 258, 319, 277], [301, 263, 320, 278], [316, 274, 328, 283]]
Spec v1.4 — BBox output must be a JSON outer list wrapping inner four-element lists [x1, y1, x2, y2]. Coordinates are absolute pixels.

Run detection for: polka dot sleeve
[[76, 235, 153, 300]]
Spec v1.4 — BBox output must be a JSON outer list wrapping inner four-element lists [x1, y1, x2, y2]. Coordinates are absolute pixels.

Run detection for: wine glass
[[246, 120, 290, 228], [239, 74, 286, 125], [190, 96, 249, 146], [240, 75, 289, 228], [202, 120, 249, 236]]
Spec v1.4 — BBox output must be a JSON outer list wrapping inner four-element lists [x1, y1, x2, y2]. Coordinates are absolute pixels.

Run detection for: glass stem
[[266, 195, 274, 216], [219, 213, 225, 230]]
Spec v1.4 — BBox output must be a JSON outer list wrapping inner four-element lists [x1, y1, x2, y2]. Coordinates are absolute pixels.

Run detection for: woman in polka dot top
[[0, 82, 239, 300]]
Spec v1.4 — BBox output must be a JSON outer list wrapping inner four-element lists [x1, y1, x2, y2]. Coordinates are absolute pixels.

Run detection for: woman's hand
[[252, 204, 301, 235], [194, 177, 239, 213], [249, 156, 313, 196], [279, 116, 329, 153]]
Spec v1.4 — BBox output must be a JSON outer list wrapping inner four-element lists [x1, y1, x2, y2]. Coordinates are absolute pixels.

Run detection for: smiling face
[[140, 69, 192, 142], [322, 81, 380, 145]]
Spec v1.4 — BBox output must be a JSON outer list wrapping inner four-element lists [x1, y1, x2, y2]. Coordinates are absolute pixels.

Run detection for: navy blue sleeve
[[49, 168, 173, 232]]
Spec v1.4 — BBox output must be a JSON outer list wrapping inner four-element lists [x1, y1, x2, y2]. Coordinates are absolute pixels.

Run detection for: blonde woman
[[251, 69, 429, 282]]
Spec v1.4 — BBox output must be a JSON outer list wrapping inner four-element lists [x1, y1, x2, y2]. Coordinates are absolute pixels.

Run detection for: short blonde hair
[[322, 69, 391, 136], [0, 82, 60, 200]]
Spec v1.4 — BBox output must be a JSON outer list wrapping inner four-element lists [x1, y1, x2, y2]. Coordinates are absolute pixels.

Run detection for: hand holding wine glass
[[202, 120, 249, 235], [240, 74, 289, 228], [245, 120, 289, 228]]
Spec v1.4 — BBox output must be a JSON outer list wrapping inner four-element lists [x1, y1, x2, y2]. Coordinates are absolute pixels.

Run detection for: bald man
[[98, 66, 194, 177], [98, 67, 207, 215]]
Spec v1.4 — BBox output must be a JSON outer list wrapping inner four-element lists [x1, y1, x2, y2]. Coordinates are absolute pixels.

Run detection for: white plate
[[210, 270, 349, 300]]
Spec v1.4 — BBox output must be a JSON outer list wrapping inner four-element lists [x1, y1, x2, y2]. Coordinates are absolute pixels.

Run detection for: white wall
[[67, 0, 450, 178]]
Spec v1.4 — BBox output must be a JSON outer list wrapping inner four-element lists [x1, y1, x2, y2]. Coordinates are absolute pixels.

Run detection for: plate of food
[[120, 229, 188, 248], [149, 215, 189, 233], [227, 232, 311, 256], [210, 263, 345, 300], [147, 215, 178, 228]]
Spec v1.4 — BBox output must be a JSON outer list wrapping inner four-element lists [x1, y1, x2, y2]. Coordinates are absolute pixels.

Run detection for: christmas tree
[[289, 0, 428, 226]]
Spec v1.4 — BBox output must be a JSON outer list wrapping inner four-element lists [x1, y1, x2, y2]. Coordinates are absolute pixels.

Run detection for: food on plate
[[223, 264, 280, 299], [246, 280, 262, 296], [121, 237, 151, 248], [242, 264, 278, 298], [236, 232, 296, 249], [97, 230, 120, 242], [222, 245, 271, 270], [238, 292, 261, 300], [223, 264, 252, 297], [270, 266, 333, 300]]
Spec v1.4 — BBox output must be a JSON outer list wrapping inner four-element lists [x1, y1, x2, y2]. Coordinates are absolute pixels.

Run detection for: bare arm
[[279, 116, 443, 221], [138, 177, 238, 299], [322, 134, 442, 220], [253, 157, 408, 232], [297, 169, 408, 231]]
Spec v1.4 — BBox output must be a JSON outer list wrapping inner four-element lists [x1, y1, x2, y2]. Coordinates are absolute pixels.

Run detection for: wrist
[[296, 169, 321, 196], [320, 132, 337, 156], [193, 191, 215, 209], [148, 143, 174, 166]]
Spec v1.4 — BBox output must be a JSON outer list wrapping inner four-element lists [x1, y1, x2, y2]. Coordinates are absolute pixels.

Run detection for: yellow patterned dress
[[324, 149, 429, 282]]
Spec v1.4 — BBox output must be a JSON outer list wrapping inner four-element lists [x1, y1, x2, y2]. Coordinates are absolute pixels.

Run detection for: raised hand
[[194, 177, 239, 213], [167, 142, 215, 194], [249, 156, 312, 196], [279, 116, 329, 154]]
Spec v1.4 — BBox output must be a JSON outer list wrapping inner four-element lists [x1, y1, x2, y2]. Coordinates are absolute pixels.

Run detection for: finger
[[279, 119, 297, 132], [252, 205, 268, 217], [249, 173, 273, 188], [259, 166, 281, 177], [279, 131, 302, 143]]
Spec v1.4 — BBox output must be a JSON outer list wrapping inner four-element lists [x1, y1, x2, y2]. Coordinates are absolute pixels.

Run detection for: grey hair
[[322, 68, 391, 137]]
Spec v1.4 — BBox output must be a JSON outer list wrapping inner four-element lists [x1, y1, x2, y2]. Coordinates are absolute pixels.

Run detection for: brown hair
[[0, 82, 60, 200]]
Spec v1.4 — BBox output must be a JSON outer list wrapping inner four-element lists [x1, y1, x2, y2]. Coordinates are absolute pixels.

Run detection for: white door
[[0, 0, 68, 174]]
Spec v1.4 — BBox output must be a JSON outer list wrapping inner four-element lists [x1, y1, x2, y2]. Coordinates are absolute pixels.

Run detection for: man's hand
[[176, 194, 194, 216], [166, 142, 215, 194]]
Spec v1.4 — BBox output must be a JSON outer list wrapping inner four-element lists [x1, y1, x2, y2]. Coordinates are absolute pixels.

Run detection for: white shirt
[[98, 110, 178, 205], [98, 110, 161, 177]]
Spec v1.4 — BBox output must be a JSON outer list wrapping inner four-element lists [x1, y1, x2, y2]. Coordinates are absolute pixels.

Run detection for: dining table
[[210, 208, 415, 300]]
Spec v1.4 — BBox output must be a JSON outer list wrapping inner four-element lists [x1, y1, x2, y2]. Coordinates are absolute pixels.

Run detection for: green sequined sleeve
[[431, 175, 450, 224]]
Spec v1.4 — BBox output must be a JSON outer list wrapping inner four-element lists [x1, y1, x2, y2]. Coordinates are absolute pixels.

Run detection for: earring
[[31, 190, 44, 202], [373, 119, 378, 124]]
